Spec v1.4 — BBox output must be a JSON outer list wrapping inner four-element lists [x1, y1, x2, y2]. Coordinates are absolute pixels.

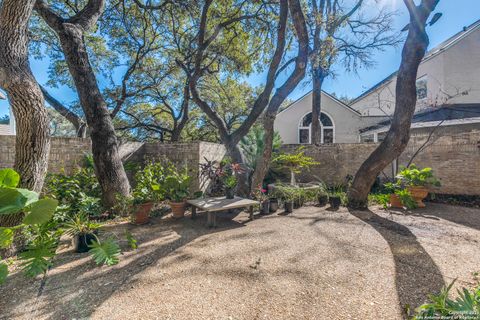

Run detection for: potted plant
[[164, 171, 191, 219], [253, 185, 269, 214], [396, 165, 441, 208], [63, 214, 101, 253], [131, 186, 157, 225], [384, 182, 403, 208], [283, 193, 294, 213], [318, 193, 329, 206], [223, 175, 237, 199], [272, 185, 297, 213], [269, 196, 279, 213], [328, 192, 342, 210]]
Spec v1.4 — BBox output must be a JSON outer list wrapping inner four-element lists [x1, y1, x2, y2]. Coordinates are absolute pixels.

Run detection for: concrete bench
[[187, 196, 259, 227]]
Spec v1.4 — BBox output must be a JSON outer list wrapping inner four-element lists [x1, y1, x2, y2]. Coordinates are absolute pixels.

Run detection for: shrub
[[397, 164, 441, 188], [44, 159, 102, 220], [272, 147, 319, 185], [414, 280, 480, 319]]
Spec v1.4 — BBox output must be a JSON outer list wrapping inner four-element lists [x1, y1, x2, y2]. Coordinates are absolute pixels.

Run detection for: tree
[[306, 0, 398, 145], [0, 0, 50, 193], [0, 115, 9, 125], [347, 0, 441, 209], [182, 0, 309, 195], [249, 0, 310, 191], [34, 0, 130, 207]]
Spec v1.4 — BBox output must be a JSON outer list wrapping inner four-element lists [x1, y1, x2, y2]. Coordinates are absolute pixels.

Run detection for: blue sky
[[1, 0, 479, 118]]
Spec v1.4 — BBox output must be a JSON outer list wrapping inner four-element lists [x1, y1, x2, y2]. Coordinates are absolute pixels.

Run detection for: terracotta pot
[[170, 201, 186, 218], [408, 186, 429, 208], [389, 194, 403, 208], [132, 202, 153, 225]]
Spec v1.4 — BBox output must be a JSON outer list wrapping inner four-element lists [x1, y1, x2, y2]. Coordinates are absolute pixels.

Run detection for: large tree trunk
[[35, 0, 130, 207], [347, 0, 439, 209], [0, 0, 51, 257], [0, 0, 50, 193], [58, 26, 130, 206], [310, 67, 324, 145]]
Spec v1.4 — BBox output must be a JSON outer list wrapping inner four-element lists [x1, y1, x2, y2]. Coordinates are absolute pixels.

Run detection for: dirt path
[[1, 203, 479, 319]]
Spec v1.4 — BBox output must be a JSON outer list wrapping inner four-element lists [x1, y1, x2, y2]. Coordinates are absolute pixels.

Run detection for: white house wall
[[274, 92, 386, 144], [351, 24, 480, 116]]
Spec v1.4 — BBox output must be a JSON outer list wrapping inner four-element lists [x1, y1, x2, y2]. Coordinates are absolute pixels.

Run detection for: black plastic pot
[[269, 198, 279, 213], [225, 188, 235, 199], [318, 194, 329, 206], [329, 196, 341, 210], [260, 200, 270, 214], [73, 232, 97, 253], [284, 201, 293, 213]]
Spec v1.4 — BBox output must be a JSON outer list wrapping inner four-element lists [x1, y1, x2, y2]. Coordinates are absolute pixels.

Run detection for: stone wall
[[122, 141, 226, 192], [0, 135, 91, 174], [281, 129, 480, 195], [0, 136, 225, 192]]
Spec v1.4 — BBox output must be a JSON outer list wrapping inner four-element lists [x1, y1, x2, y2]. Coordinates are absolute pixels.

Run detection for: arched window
[[298, 112, 334, 144]]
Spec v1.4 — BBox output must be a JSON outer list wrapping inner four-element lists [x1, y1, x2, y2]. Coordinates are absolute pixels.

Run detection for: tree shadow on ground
[[0, 211, 247, 320], [348, 208, 445, 317]]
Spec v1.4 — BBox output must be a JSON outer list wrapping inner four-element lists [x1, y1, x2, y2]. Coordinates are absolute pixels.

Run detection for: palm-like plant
[[240, 125, 282, 171]]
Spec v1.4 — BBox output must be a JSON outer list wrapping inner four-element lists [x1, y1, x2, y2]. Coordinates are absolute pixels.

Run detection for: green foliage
[[88, 238, 121, 266], [44, 162, 101, 220], [273, 147, 320, 174], [0, 168, 20, 187], [272, 184, 325, 203], [272, 147, 320, 185], [368, 194, 390, 209], [0, 114, 9, 125], [397, 164, 441, 188], [0, 227, 14, 248], [223, 175, 238, 189], [163, 171, 191, 202], [126, 231, 138, 250], [18, 239, 57, 278], [414, 280, 480, 319], [23, 198, 58, 225], [62, 213, 101, 236], [132, 161, 167, 203], [395, 189, 417, 210], [0, 263, 7, 284], [240, 125, 282, 171]]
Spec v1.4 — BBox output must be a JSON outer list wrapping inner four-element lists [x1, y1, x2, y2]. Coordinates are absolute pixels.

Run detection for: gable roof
[[351, 18, 480, 105], [278, 90, 361, 116]]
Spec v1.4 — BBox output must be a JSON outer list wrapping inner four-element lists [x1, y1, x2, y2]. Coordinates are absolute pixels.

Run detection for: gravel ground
[[1, 203, 479, 320]]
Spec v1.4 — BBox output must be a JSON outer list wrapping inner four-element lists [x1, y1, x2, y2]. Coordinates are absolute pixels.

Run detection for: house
[[274, 91, 386, 144], [275, 19, 480, 144]]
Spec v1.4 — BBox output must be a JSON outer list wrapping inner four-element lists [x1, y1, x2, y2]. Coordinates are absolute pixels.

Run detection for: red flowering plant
[[252, 184, 268, 202]]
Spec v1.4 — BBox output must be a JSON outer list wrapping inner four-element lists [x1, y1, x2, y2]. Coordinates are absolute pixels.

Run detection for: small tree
[[272, 147, 319, 185]]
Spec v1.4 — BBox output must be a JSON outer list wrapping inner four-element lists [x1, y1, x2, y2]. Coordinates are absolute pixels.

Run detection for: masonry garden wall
[[0, 136, 225, 193], [282, 129, 480, 195], [0, 129, 478, 196]]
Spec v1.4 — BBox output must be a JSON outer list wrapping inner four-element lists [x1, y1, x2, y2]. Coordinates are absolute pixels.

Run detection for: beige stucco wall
[[274, 92, 386, 144], [351, 25, 480, 116]]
